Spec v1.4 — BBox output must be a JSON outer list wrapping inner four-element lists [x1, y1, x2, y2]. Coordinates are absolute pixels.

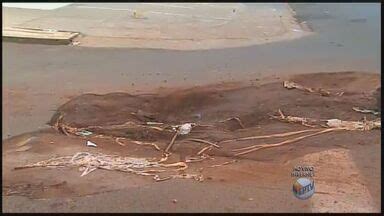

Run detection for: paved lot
[[2, 3, 310, 49]]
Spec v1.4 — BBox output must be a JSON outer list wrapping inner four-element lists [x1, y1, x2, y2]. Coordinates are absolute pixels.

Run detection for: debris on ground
[[71, 41, 81, 46], [114, 137, 161, 151], [14, 152, 195, 181], [271, 109, 381, 130], [86, 141, 97, 147], [131, 140, 161, 151], [165, 132, 179, 153], [146, 122, 164, 125], [168, 173, 204, 181], [197, 146, 212, 155], [219, 117, 245, 129], [352, 107, 380, 115], [231, 128, 339, 156], [132, 10, 146, 19], [178, 123, 193, 135], [220, 128, 320, 143], [14, 145, 32, 152], [114, 137, 126, 146], [283, 80, 331, 96], [270, 109, 319, 127], [76, 130, 93, 136], [185, 154, 211, 163], [326, 118, 381, 131], [37, 74, 380, 184], [221, 110, 381, 156], [283, 80, 313, 91], [15, 136, 37, 147], [165, 123, 196, 153], [185, 138, 221, 148], [208, 159, 238, 168]]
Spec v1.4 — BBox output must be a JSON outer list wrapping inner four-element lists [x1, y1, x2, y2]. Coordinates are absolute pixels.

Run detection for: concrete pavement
[[2, 3, 311, 50]]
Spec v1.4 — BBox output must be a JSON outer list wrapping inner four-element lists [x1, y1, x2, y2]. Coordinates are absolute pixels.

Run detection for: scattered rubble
[[352, 107, 380, 116], [283, 80, 332, 96], [86, 141, 97, 147]]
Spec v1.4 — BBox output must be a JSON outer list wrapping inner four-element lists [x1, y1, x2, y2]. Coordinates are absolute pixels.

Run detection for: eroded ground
[[2, 72, 381, 212]]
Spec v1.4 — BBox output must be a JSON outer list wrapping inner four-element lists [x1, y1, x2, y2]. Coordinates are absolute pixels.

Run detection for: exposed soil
[[2, 71, 381, 212]]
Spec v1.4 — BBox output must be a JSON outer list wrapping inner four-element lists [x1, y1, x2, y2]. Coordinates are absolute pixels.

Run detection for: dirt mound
[[2, 72, 381, 209], [45, 71, 380, 159]]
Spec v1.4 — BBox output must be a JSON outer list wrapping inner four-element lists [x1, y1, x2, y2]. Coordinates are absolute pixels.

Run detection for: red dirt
[[2, 71, 381, 212]]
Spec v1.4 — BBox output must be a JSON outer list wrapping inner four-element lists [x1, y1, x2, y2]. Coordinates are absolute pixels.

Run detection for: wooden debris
[[228, 110, 381, 156], [352, 107, 380, 115], [185, 154, 210, 163], [283, 81, 331, 96], [318, 88, 331, 96], [233, 128, 340, 156], [272, 109, 381, 130], [15, 136, 37, 147], [284, 81, 315, 92], [153, 176, 172, 182], [165, 132, 178, 153], [326, 118, 381, 131], [197, 146, 212, 155], [160, 161, 188, 171], [185, 138, 221, 148], [131, 140, 161, 151], [158, 153, 170, 163], [115, 137, 126, 146], [169, 173, 204, 181], [220, 128, 320, 143], [271, 109, 319, 127], [115, 137, 161, 151], [14, 145, 32, 152], [219, 117, 245, 129], [208, 159, 238, 168], [146, 122, 164, 125]]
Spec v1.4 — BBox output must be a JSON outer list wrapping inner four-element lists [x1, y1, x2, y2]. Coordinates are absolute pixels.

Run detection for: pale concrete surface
[[2, 3, 72, 10], [2, 3, 311, 50]]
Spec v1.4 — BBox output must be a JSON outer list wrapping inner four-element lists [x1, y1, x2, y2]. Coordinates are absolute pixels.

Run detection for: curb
[[2, 27, 80, 45]]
